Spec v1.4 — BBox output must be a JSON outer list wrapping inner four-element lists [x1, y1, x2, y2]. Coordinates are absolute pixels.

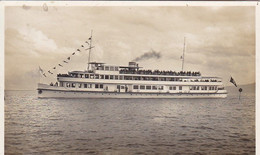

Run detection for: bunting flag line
[[230, 76, 237, 87], [43, 41, 91, 77]]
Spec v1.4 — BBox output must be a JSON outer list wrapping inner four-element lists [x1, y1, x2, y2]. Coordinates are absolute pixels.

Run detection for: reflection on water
[[5, 90, 255, 154]]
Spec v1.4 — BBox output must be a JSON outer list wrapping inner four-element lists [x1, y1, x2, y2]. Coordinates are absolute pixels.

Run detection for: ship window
[[205, 86, 207, 90], [170, 86, 173, 90], [140, 85, 145, 90], [85, 74, 89, 78], [115, 67, 119, 71], [146, 86, 151, 90], [90, 74, 94, 79], [100, 75, 104, 79], [100, 66, 104, 70], [115, 75, 118, 80], [79, 83, 82, 88], [152, 86, 157, 90], [72, 83, 76, 88], [95, 75, 99, 79], [88, 84, 92, 88], [100, 84, 103, 89], [134, 76, 140, 80], [110, 66, 115, 71], [197, 86, 199, 90], [110, 75, 114, 79], [121, 86, 125, 89], [84, 84, 88, 88], [133, 85, 139, 89], [95, 84, 99, 88], [179, 86, 182, 90], [159, 86, 164, 90], [173, 86, 176, 90], [105, 75, 109, 79], [119, 76, 123, 80], [105, 66, 109, 71]]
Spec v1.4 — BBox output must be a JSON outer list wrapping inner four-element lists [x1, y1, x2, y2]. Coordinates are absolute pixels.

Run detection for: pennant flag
[[72, 52, 75, 55], [180, 56, 183, 59], [63, 61, 68, 63], [77, 49, 80, 52], [58, 64, 63, 67], [88, 37, 92, 40], [85, 41, 89, 45], [39, 66, 44, 73], [230, 77, 237, 87], [43, 73, 46, 77], [53, 67, 56, 69], [48, 70, 53, 74], [81, 45, 84, 48], [67, 57, 70, 60]]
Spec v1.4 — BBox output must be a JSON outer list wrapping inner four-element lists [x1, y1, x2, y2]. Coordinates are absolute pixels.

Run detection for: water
[[5, 89, 255, 154]]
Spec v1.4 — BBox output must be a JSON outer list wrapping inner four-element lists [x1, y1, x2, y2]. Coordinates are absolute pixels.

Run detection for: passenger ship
[[37, 35, 227, 99]]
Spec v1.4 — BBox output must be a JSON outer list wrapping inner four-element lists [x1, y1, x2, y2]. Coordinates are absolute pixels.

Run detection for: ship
[[37, 33, 228, 99]]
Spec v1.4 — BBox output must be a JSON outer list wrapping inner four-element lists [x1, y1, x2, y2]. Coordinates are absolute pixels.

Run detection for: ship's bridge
[[89, 62, 120, 75]]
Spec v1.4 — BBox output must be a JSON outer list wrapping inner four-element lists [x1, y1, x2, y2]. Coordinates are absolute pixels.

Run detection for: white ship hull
[[38, 84, 227, 99]]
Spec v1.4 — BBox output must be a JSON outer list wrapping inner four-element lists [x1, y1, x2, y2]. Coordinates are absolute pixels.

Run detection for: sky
[[4, 5, 255, 90]]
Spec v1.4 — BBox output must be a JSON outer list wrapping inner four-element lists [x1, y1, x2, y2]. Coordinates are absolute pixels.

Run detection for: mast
[[87, 30, 93, 71], [181, 37, 186, 71]]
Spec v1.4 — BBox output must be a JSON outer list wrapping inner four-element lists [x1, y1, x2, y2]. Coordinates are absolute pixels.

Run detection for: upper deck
[[57, 61, 222, 83], [86, 61, 202, 77]]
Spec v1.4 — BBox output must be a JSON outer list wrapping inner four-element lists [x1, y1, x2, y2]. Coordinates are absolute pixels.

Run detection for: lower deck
[[38, 83, 227, 99]]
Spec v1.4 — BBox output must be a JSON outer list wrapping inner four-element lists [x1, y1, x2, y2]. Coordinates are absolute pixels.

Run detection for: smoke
[[132, 50, 161, 62]]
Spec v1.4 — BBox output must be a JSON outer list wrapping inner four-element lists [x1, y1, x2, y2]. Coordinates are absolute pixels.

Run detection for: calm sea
[[5, 86, 255, 154]]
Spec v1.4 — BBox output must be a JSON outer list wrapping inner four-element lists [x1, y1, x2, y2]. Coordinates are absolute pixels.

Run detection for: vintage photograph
[[4, 3, 255, 154]]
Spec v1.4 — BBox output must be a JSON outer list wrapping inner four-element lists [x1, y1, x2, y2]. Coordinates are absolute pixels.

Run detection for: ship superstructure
[[38, 61, 227, 98]]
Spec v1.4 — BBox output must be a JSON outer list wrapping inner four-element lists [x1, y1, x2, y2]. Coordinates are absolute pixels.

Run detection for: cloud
[[18, 26, 58, 52]]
